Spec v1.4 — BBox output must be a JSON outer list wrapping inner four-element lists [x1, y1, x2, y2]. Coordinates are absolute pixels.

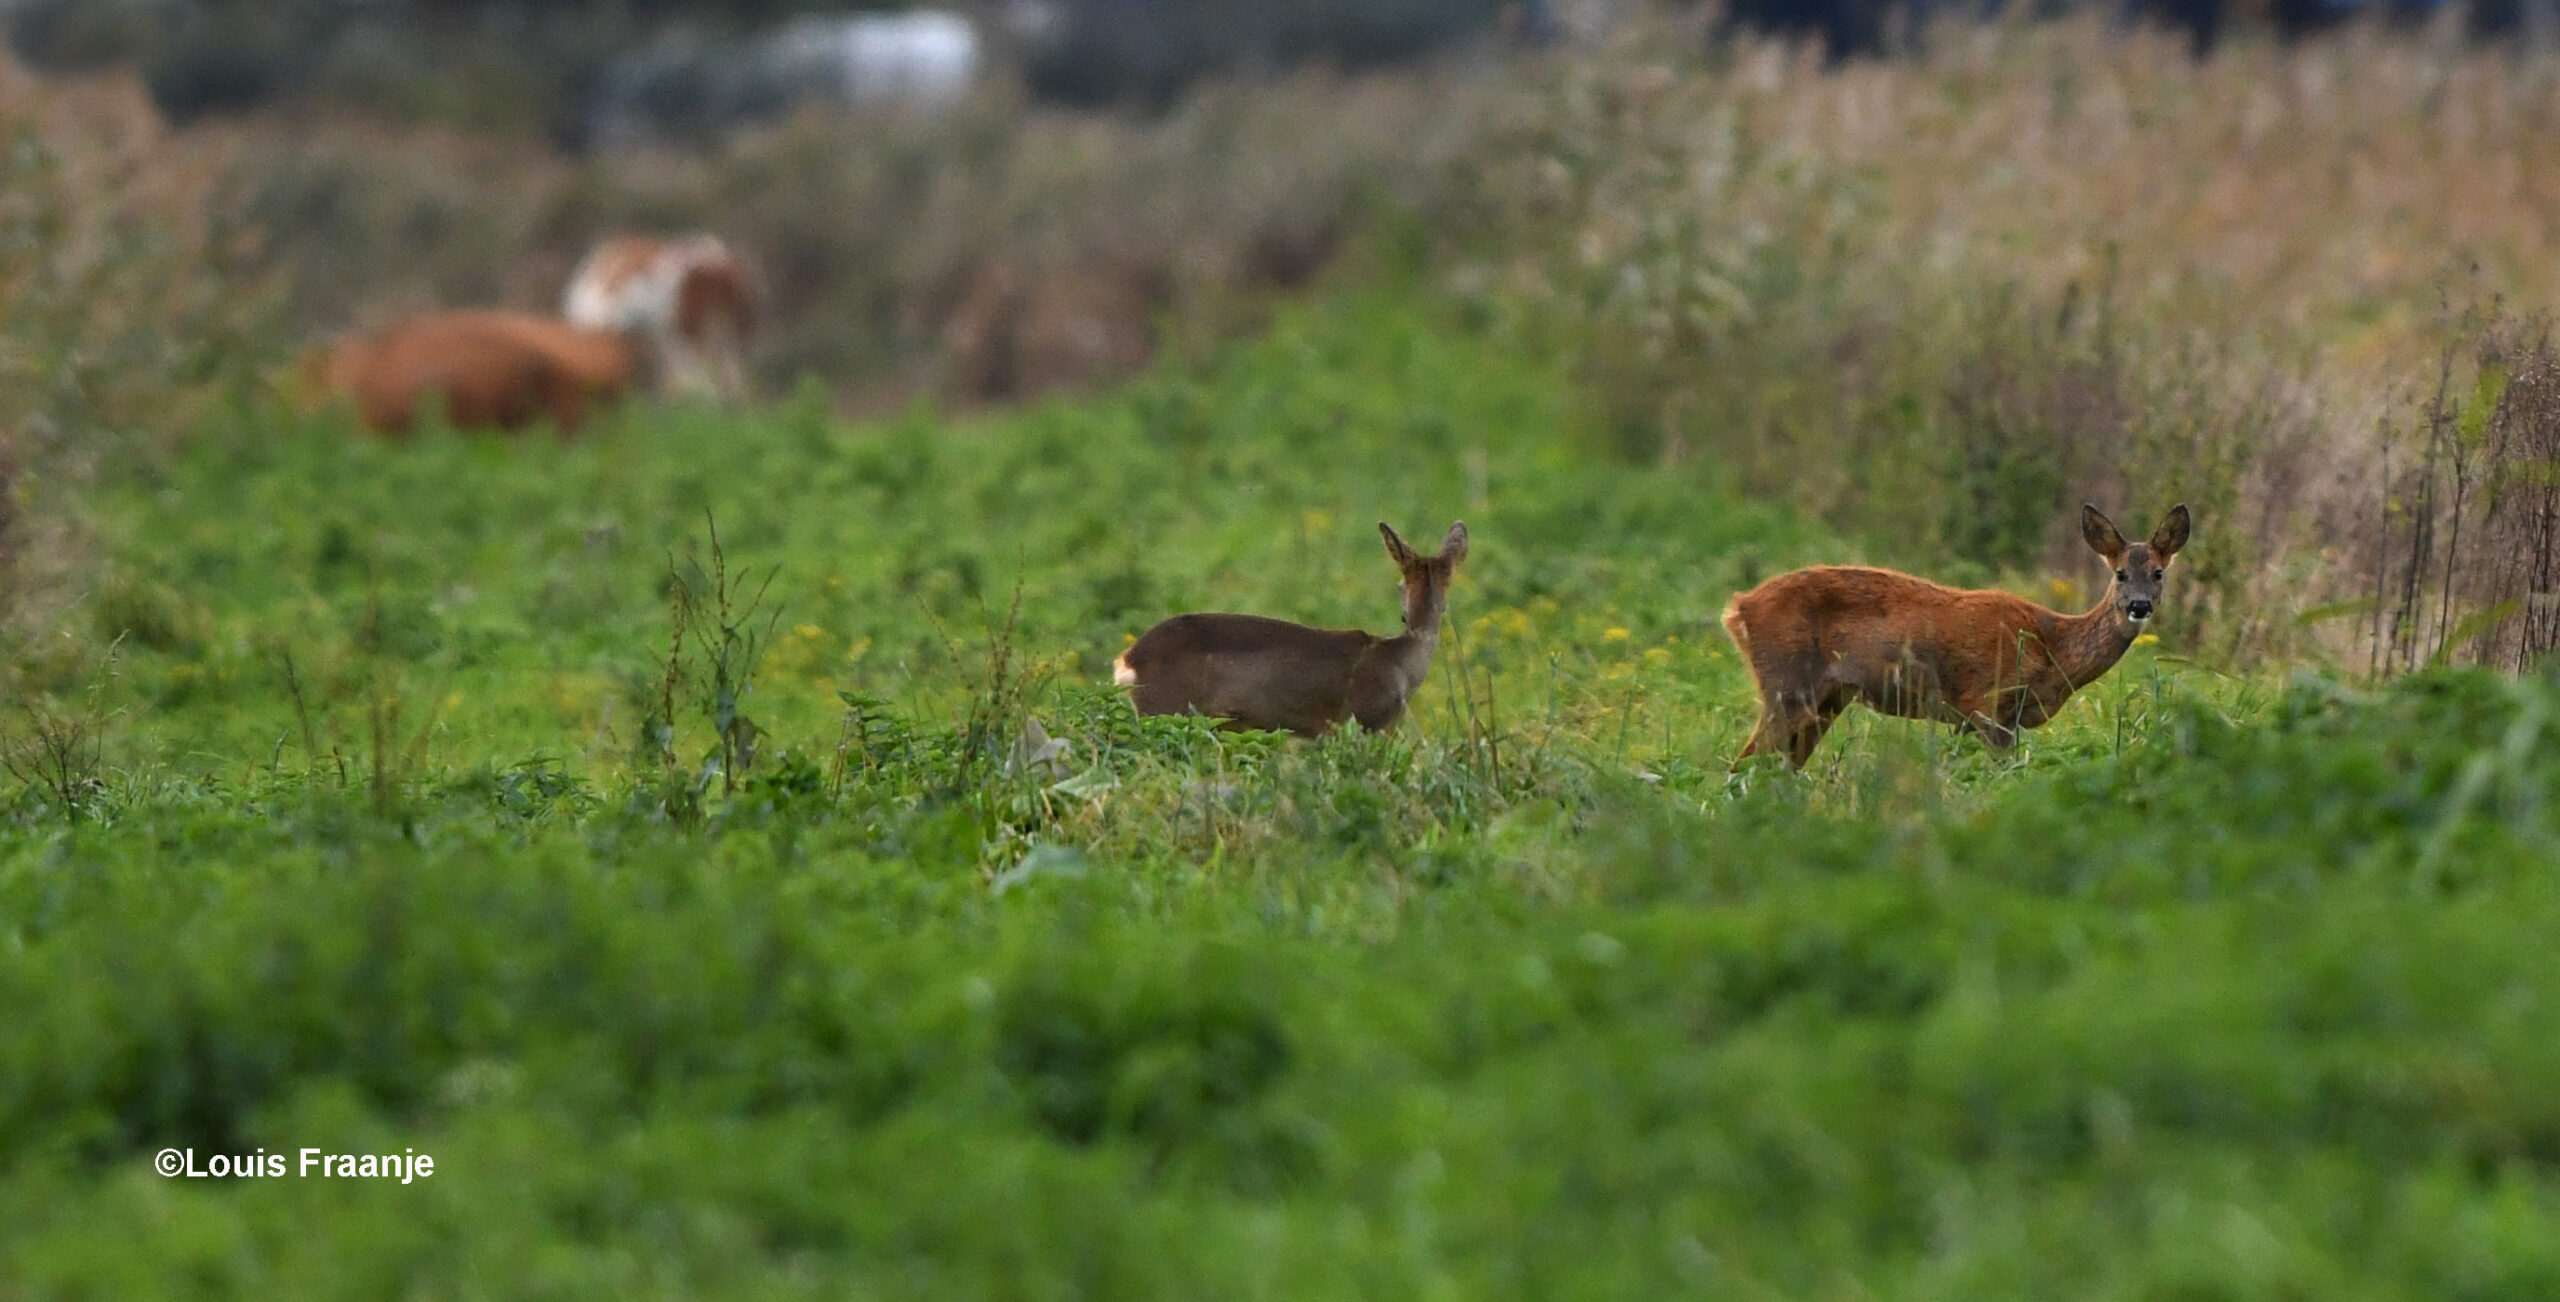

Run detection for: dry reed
[[1443, 14, 2560, 666], [0, 56, 279, 640]]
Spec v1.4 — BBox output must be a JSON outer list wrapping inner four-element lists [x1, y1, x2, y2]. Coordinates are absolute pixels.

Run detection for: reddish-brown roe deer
[[1721, 504, 2191, 768], [1113, 522, 1468, 737]]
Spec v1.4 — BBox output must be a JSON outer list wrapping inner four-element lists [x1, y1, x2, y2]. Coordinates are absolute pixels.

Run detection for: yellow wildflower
[[1603, 627, 1631, 642], [2133, 633, 2159, 647]]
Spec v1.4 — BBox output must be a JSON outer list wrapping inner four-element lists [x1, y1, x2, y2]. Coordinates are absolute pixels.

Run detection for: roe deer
[[1112, 522, 1468, 737], [1721, 503, 2192, 768]]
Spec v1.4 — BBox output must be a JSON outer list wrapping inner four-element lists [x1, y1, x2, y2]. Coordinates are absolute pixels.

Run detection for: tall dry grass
[[0, 56, 280, 643], [22, 16, 2560, 674], [1437, 14, 2560, 665], [2363, 311, 2560, 676]]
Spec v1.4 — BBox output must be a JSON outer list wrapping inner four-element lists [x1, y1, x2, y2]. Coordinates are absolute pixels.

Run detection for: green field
[[6, 290, 2559, 1298]]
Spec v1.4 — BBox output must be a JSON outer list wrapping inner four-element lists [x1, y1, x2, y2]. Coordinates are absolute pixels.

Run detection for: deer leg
[[1732, 693, 1797, 768], [1785, 706, 1842, 768], [1733, 712, 1773, 766], [1956, 696, 2019, 751], [1737, 692, 1831, 770]]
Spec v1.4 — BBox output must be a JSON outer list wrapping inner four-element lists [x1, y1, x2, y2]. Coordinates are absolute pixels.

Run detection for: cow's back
[[322, 310, 633, 436]]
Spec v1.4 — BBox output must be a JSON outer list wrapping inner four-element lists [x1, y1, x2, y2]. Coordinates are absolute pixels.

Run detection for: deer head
[[2082, 503, 2191, 628], [1380, 521, 1468, 637]]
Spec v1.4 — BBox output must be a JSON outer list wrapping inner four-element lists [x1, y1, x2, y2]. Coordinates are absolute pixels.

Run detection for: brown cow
[[307, 310, 637, 437]]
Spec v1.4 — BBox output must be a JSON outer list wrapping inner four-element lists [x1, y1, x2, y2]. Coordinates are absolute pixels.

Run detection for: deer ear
[[2081, 504, 2127, 561], [1379, 522, 1414, 565], [1439, 522, 1469, 565], [2149, 503, 2191, 558]]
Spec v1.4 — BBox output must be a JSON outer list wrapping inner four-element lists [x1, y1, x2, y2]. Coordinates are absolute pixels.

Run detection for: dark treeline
[[9, 0, 929, 135], [13, 0, 2545, 144], [1726, 0, 2539, 61], [5, 0, 1531, 140], [1015, 0, 1537, 106]]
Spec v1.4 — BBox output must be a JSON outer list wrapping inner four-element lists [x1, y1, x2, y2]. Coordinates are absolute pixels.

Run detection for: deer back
[[1118, 520, 1465, 738], [1120, 613, 1377, 737], [1727, 566, 2059, 717]]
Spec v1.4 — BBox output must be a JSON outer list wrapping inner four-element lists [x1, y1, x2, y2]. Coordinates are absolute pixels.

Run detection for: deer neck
[[1381, 591, 1447, 664], [2046, 592, 2137, 688]]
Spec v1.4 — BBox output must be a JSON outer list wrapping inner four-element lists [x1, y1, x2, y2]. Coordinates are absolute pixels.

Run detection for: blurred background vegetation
[[9, 0, 2560, 666], [3, 0, 1540, 134]]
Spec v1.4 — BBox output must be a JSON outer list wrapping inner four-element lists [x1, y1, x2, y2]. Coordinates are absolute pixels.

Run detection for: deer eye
[[2114, 570, 2127, 582], [2151, 568, 2163, 580]]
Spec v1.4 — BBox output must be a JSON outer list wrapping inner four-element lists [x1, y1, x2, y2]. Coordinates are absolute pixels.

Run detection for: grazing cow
[[308, 309, 637, 437], [562, 234, 759, 403]]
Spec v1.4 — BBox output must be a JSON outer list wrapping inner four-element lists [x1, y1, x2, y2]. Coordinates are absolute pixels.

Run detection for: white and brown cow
[[562, 234, 759, 403]]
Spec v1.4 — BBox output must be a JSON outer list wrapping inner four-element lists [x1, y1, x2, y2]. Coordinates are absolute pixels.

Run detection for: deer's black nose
[[2127, 600, 2153, 621]]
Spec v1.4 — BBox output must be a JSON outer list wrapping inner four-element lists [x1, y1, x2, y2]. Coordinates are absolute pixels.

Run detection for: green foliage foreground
[[5, 295, 2559, 1297]]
